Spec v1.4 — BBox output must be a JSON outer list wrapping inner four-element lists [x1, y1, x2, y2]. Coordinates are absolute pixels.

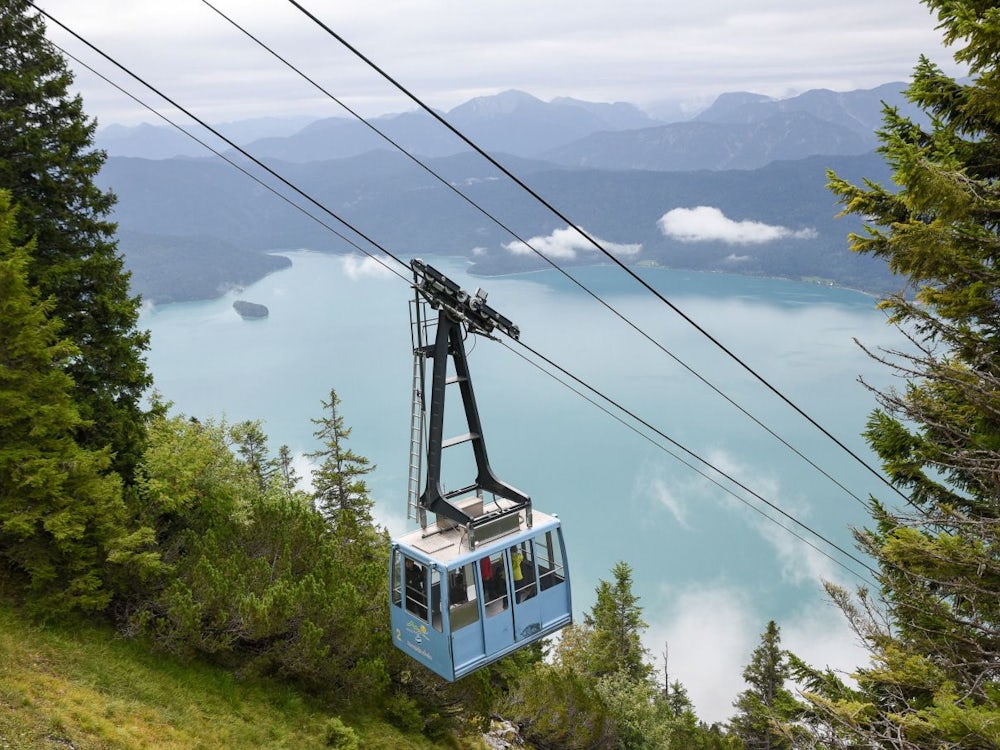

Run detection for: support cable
[[37, 6, 880, 581], [501, 341, 878, 587], [50, 40, 410, 285], [30, 2, 410, 280], [503, 338, 881, 579], [202, 0, 873, 514], [285, 0, 913, 509]]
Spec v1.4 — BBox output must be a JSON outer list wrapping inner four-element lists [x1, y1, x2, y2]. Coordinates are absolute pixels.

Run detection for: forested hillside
[[91, 79, 920, 305], [102, 150, 899, 305], [3, 0, 1000, 747]]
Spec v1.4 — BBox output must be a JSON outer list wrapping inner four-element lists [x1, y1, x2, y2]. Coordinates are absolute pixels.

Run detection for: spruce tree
[[730, 621, 798, 750], [0, 0, 151, 482], [231, 419, 275, 491], [0, 191, 128, 615], [582, 560, 651, 682], [132, 413, 392, 696], [797, 1, 1000, 746], [276, 444, 301, 497], [307, 388, 375, 530]]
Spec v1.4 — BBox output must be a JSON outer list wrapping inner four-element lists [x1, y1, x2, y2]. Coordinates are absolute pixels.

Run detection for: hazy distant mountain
[[101, 149, 558, 252], [550, 96, 659, 129], [95, 85, 911, 170], [693, 92, 772, 122], [539, 83, 922, 171], [96, 123, 207, 160], [444, 90, 661, 155], [541, 111, 869, 171], [211, 116, 319, 143], [96, 83, 920, 304], [118, 230, 291, 304], [243, 110, 460, 162], [99, 147, 897, 303], [242, 90, 663, 163], [694, 82, 918, 142], [95, 115, 317, 159]]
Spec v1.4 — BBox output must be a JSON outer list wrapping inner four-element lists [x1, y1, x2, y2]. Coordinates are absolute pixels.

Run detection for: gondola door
[[509, 540, 544, 641], [479, 550, 514, 657]]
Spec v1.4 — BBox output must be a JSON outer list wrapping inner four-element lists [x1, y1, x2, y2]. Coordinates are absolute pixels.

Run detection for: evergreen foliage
[[504, 560, 735, 749], [564, 560, 651, 683], [308, 388, 375, 531], [231, 419, 276, 491], [0, 190, 136, 616], [0, 0, 151, 482], [594, 670, 673, 750], [796, 1, 1000, 745], [323, 717, 360, 750], [276, 444, 300, 497], [730, 621, 800, 750], [664, 681, 737, 750], [499, 664, 618, 749], [130, 413, 391, 698]]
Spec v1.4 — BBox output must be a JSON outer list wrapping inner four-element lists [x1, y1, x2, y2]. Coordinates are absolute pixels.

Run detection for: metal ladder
[[406, 297, 434, 524], [406, 350, 425, 523]]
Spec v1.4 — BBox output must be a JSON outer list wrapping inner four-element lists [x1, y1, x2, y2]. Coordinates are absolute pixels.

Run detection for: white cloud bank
[[340, 253, 396, 280], [658, 206, 817, 245], [647, 585, 756, 722], [704, 448, 844, 587], [504, 226, 641, 261], [646, 584, 869, 725]]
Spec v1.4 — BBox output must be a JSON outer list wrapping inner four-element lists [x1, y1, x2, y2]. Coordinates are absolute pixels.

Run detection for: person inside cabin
[[511, 545, 524, 600], [449, 568, 467, 604], [481, 553, 508, 608], [405, 558, 426, 616]]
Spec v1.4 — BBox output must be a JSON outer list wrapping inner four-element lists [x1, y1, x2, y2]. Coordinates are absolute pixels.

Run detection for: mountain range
[[96, 83, 915, 304]]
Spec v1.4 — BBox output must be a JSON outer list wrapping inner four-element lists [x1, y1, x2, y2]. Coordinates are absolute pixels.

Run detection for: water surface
[[141, 251, 901, 719]]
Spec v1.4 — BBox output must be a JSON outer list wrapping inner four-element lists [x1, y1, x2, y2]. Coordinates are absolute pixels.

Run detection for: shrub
[[323, 716, 358, 750]]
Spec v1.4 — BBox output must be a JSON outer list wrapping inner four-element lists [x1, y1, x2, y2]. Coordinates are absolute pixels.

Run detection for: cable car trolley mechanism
[[389, 259, 572, 681]]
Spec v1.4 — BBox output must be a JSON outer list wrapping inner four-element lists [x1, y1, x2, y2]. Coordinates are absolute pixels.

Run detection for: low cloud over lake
[[659, 206, 818, 245]]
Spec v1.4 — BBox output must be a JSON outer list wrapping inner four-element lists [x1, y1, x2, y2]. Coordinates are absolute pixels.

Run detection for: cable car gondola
[[389, 259, 572, 681]]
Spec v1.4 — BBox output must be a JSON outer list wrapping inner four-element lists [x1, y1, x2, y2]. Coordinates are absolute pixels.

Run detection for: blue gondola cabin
[[390, 504, 571, 681], [391, 260, 573, 680]]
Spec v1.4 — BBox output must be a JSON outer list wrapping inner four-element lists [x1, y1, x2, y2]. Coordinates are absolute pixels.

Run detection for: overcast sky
[[38, 0, 965, 126]]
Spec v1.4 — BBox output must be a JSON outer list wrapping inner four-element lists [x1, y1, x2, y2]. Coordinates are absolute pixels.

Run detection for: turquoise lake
[[139, 250, 902, 720]]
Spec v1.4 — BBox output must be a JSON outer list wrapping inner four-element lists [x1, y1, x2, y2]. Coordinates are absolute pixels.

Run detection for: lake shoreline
[[139, 249, 894, 727], [139, 249, 883, 310]]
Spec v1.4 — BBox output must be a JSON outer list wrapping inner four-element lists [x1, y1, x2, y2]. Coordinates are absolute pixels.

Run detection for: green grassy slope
[[0, 603, 473, 750]]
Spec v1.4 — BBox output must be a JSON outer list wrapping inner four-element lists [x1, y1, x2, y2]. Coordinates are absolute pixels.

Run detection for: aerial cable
[[285, 0, 913, 508], [504, 338, 881, 579], [49, 3, 884, 540], [500, 340, 878, 586], [38, 7, 880, 581], [202, 0, 873, 515], [29, 2, 410, 281], [48, 41, 410, 286]]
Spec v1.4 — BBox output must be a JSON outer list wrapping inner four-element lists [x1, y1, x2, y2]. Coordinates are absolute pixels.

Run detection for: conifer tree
[[276, 444, 301, 497], [668, 681, 738, 750], [546, 563, 738, 748], [231, 419, 274, 491], [584, 561, 651, 683], [797, 1, 1000, 746], [666, 679, 695, 719], [730, 621, 798, 750], [0, 191, 128, 615], [0, 0, 151, 481], [307, 388, 375, 530]]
